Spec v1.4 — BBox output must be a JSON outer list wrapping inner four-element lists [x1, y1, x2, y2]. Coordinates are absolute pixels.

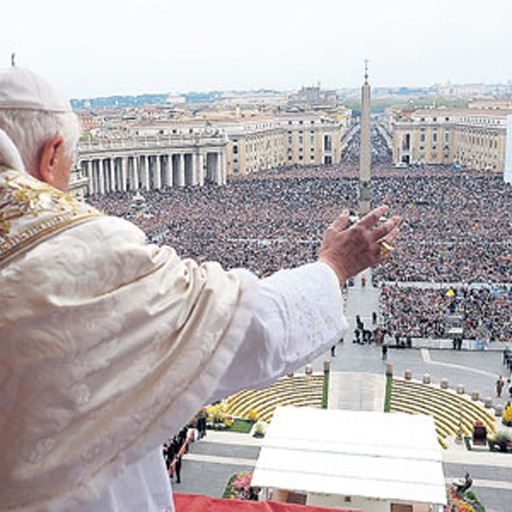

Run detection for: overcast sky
[[4, 0, 512, 98]]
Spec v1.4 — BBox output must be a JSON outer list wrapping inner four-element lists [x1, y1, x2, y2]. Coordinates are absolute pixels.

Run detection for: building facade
[[390, 106, 510, 172], [223, 118, 286, 175], [72, 107, 352, 196], [76, 129, 228, 197]]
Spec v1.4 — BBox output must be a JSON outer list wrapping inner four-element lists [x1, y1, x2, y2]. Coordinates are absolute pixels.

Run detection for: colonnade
[[79, 150, 226, 195]]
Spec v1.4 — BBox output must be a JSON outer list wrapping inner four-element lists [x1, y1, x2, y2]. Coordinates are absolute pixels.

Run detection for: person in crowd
[[496, 375, 505, 398], [0, 66, 400, 512]]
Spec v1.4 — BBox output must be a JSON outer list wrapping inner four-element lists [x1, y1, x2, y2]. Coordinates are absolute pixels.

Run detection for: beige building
[[225, 110, 351, 175], [180, 105, 352, 175], [73, 106, 353, 196], [390, 106, 510, 172], [223, 118, 286, 175]]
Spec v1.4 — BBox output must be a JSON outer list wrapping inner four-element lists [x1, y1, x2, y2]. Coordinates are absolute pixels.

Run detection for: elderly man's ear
[[36, 135, 72, 191]]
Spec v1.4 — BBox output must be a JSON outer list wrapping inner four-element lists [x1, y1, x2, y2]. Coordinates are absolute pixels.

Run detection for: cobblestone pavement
[[175, 276, 512, 512]]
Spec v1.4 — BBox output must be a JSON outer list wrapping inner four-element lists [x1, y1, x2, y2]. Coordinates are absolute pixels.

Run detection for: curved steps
[[224, 374, 324, 422], [390, 378, 497, 447]]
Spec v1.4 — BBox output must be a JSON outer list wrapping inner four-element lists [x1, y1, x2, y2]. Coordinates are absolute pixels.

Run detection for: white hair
[[0, 108, 81, 175]]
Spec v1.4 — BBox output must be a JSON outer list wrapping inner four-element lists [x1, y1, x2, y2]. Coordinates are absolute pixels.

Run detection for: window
[[233, 145, 238, 154]]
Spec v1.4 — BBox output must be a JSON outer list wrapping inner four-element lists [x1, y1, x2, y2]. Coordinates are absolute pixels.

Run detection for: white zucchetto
[[0, 66, 71, 113]]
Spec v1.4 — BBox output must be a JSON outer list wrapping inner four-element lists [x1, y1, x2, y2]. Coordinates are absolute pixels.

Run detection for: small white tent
[[252, 407, 447, 512]]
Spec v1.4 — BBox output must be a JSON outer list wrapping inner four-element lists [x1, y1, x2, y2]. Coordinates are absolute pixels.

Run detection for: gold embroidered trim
[[0, 168, 104, 266], [0, 213, 103, 267]]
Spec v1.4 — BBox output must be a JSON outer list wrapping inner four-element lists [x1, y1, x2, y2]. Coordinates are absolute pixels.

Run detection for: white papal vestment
[[0, 136, 347, 512]]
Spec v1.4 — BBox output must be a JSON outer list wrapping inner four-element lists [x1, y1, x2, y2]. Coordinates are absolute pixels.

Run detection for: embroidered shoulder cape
[[0, 167, 250, 511], [0, 167, 102, 266]]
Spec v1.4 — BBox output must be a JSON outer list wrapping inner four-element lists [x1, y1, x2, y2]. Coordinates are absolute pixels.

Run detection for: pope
[[0, 64, 400, 512]]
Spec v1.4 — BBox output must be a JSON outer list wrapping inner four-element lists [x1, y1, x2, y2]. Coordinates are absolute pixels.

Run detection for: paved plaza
[[175, 276, 512, 512]]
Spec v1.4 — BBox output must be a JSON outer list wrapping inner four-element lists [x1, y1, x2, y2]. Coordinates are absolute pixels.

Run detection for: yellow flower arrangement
[[503, 403, 512, 424]]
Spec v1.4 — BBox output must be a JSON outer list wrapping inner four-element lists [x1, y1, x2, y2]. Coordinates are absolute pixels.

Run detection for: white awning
[[252, 407, 447, 506]]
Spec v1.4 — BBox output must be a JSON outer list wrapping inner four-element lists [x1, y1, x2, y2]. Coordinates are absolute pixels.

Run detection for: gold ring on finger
[[379, 240, 394, 258]]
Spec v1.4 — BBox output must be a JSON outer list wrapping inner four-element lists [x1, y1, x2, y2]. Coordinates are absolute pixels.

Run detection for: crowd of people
[[87, 163, 512, 343], [371, 171, 512, 284], [380, 284, 511, 342]]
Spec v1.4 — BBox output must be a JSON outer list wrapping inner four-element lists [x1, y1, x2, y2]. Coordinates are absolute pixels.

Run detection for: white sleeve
[[209, 262, 348, 401]]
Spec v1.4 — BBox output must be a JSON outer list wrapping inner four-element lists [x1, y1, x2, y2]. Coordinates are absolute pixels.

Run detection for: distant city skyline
[[4, 0, 512, 98]]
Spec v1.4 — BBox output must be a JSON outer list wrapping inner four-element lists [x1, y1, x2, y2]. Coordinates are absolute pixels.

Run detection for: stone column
[[197, 152, 204, 186], [132, 155, 140, 190], [144, 156, 150, 191], [121, 157, 128, 192], [90, 161, 96, 194], [184, 153, 193, 185], [154, 155, 162, 189], [190, 152, 198, 185], [191, 153, 197, 185], [109, 158, 116, 193], [102, 159, 108, 193], [217, 151, 226, 185], [171, 154, 177, 186], [140, 155, 150, 191], [81, 160, 91, 194], [91, 160, 98, 194], [165, 154, 173, 187], [98, 159, 105, 195], [177, 153, 185, 187], [126, 157, 133, 191]]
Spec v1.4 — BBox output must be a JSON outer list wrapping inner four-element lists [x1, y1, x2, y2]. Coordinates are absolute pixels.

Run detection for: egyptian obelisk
[[359, 60, 371, 215]]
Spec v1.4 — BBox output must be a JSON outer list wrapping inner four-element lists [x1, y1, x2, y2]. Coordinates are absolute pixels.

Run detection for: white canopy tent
[[252, 407, 447, 511]]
